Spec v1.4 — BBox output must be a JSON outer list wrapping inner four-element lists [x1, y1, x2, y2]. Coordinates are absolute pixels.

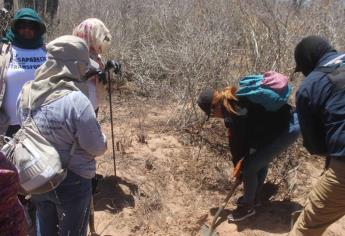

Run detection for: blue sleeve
[[296, 74, 332, 154]]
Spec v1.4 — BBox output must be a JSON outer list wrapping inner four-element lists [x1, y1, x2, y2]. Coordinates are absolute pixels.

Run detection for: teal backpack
[[236, 74, 292, 111]]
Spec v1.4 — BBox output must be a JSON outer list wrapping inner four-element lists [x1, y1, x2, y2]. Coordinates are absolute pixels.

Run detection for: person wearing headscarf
[[72, 18, 112, 114], [290, 36, 345, 236], [1, 8, 47, 137], [17, 35, 107, 236], [197, 72, 300, 222]]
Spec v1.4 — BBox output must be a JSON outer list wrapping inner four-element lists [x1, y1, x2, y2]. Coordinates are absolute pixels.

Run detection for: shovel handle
[[233, 158, 244, 178], [208, 177, 242, 236], [89, 196, 96, 233]]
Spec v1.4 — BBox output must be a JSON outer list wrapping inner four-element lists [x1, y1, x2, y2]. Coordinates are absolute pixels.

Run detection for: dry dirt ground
[[91, 91, 345, 236]]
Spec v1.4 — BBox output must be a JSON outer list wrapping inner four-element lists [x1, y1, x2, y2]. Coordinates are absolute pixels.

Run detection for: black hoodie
[[294, 36, 336, 77]]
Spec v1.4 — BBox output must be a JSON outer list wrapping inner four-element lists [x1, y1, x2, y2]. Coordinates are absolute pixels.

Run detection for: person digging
[[197, 72, 300, 222]]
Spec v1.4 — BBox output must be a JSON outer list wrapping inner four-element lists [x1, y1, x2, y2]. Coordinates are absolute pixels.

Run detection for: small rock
[[145, 159, 154, 170]]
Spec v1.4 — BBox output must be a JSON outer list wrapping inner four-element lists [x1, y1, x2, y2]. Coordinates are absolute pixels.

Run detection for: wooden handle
[[233, 158, 244, 178]]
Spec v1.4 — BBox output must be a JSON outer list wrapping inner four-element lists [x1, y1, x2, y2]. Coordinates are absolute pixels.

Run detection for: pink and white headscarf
[[72, 18, 112, 55]]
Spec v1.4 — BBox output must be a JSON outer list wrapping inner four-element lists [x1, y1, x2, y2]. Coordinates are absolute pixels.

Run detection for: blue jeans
[[32, 171, 92, 236], [241, 113, 300, 204]]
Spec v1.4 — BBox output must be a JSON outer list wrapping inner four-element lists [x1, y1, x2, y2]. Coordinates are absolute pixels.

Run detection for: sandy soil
[[90, 92, 345, 236]]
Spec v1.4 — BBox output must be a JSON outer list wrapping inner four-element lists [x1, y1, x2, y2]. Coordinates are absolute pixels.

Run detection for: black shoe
[[227, 205, 256, 222]]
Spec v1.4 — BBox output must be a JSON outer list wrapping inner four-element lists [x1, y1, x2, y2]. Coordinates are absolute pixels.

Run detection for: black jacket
[[224, 98, 292, 164], [296, 51, 345, 157]]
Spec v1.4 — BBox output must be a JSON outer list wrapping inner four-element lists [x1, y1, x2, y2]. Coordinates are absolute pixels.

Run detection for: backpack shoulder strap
[[0, 42, 12, 108], [0, 42, 11, 57], [315, 54, 345, 93], [326, 66, 345, 93], [315, 54, 345, 73], [0, 42, 12, 69]]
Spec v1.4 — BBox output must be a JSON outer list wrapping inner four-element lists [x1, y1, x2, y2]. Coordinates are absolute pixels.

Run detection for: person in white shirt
[[1, 8, 47, 137]]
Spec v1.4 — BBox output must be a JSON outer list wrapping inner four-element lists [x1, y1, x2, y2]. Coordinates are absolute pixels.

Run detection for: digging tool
[[107, 67, 117, 177], [105, 60, 121, 177], [200, 158, 244, 236], [89, 196, 97, 235], [87, 61, 121, 235]]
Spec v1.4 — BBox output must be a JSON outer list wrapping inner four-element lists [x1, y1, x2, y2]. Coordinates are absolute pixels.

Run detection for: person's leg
[[289, 159, 345, 236], [56, 171, 92, 236], [32, 193, 59, 236], [242, 112, 300, 204], [255, 166, 268, 202], [241, 161, 265, 204]]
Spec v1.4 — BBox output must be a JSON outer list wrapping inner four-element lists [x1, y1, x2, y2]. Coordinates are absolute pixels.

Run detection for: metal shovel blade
[[200, 224, 219, 236]]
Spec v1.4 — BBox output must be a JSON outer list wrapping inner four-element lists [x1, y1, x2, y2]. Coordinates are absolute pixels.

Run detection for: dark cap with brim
[[197, 88, 214, 120]]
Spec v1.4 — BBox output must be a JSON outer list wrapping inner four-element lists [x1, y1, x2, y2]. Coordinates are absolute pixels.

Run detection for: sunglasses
[[15, 20, 39, 31]]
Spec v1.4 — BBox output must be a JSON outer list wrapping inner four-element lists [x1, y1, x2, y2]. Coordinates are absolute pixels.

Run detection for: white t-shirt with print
[[4, 45, 46, 125]]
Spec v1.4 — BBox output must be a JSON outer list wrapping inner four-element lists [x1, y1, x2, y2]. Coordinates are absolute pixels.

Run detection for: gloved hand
[[82, 69, 102, 81], [105, 60, 121, 74], [97, 71, 107, 85], [82, 69, 108, 85]]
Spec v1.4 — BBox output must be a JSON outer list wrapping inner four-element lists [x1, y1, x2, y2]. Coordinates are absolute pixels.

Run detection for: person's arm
[[224, 111, 249, 165], [296, 76, 332, 155], [75, 102, 107, 156]]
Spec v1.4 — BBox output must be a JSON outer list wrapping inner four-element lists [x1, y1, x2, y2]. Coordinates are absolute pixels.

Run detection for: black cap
[[197, 88, 214, 119], [294, 35, 336, 76]]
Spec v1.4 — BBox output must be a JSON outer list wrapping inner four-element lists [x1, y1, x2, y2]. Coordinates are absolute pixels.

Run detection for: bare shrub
[[50, 1, 345, 118]]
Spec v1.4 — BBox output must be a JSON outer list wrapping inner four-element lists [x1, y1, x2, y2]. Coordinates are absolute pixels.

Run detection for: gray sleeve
[[75, 99, 107, 156]]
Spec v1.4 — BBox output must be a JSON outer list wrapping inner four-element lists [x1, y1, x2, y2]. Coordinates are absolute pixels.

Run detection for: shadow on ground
[[208, 182, 303, 234], [93, 175, 138, 214]]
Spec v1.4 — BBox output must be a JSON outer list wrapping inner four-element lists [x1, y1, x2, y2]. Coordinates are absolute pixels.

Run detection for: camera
[[104, 60, 121, 74]]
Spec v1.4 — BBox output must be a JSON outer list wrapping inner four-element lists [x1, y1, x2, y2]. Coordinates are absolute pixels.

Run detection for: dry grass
[[4, 0, 345, 124], [45, 0, 345, 129]]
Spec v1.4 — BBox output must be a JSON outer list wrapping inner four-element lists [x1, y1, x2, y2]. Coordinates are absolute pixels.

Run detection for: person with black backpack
[[289, 36, 345, 236], [197, 71, 300, 222]]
